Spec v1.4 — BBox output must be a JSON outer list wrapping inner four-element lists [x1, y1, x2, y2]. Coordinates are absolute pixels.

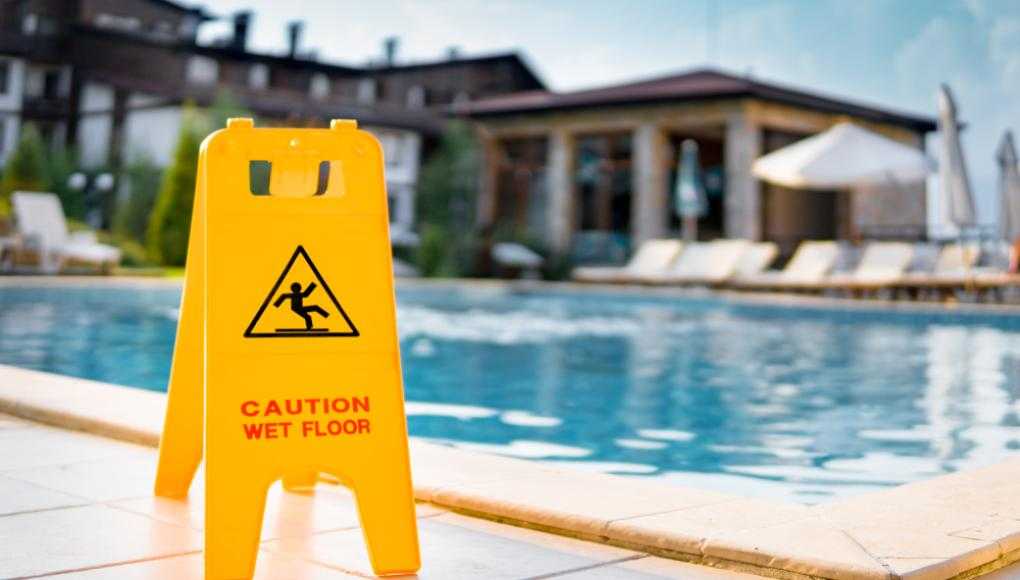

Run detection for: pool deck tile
[[0, 473, 89, 516], [3, 363, 1020, 579], [0, 412, 754, 580], [0, 503, 202, 578], [5, 453, 160, 502], [45, 550, 360, 579], [263, 511, 644, 579], [108, 484, 444, 540]]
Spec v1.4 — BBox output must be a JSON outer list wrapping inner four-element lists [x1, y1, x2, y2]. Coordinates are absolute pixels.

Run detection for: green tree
[[113, 154, 162, 242], [414, 121, 480, 276], [205, 89, 249, 133], [146, 109, 202, 266], [0, 124, 47, 214], [43, 143, 85, 221]]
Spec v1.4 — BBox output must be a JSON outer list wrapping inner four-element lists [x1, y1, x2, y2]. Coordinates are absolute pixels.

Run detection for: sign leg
[[155, 181, 206, 498], [348, 466, 421, 575], [205, 463, 271, 580]]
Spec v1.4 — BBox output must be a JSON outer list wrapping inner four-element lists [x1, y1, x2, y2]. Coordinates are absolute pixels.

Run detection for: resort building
[[458, 69, 938, 258], [0, 0, 544, 238]]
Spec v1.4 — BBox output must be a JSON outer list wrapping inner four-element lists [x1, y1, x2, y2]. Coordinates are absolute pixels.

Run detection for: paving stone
[[46, 550, 359, 579], [6, 454, 158, 502], [0, 474, 87, 516], [0, 504, 200, 578], [264, 511, 640, 579], [0, 425, 148, 471]]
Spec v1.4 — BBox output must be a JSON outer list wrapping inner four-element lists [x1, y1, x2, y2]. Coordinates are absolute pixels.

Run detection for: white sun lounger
[[572, 239, 683, 283], [731, 240, 840, 290], [11, 191, 121, 274], [733, 242, 780, 278], [821, 242, 915, 290], [644, 239, 751, 285]]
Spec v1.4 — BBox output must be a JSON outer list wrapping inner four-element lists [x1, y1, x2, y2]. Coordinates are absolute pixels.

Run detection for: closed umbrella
[[996, 130, 1020, 242], [937, 84, 977, 231], [752, 122, 934, 189], [997, 130, 1020, 272], [674, 139, 707, 241]]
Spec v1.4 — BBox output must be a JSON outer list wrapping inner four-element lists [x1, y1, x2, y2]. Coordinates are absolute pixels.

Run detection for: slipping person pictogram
[[244, 245, 359, 338], [274, 282, 330, 331]]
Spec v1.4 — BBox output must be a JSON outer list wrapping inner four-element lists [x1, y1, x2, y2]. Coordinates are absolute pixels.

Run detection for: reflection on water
[[0, 284, 1017, 503]]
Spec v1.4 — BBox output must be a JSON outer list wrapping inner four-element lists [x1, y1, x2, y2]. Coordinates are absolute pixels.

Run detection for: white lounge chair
[[644, 239, 751, 285], [733, 242, 780, 278], [821, 242, 915, 291], [572, 239, 683, 283], [11, 191, 121, 274], [492, 242, 544, 279], [732, 240, 840, 290]]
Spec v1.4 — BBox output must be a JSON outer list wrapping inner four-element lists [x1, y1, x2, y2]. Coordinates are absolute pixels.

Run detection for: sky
[[197, 0, 1020, 229]]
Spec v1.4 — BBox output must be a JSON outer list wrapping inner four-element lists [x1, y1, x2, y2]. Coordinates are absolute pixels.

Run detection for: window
[[309, 73, 330, 100], [94, 13, 141, 32], [186, 56, 219, 85], [43, 70, 60, 99], [248, 64, 269, 90], [0, 118, 8, 154], [0, 61, 9, 96], [356, 78, 376, 105], [406, 85, 426, 109], [387, 193, 399, 223], [22, 13, 37, 35]]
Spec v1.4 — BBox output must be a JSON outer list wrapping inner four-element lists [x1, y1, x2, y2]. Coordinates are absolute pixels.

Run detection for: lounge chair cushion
[[572, 239, 682, 282], [12, 191, 121, 272]]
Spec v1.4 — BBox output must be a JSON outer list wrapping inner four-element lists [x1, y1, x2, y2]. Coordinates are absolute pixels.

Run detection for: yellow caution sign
[[154, 118, 420, 579]]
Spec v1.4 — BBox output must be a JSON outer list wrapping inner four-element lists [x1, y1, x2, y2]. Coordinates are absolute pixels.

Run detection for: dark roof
[[367, 52, 546, 90], [458, 68, 937, 133], [146, 0, 211, 18]]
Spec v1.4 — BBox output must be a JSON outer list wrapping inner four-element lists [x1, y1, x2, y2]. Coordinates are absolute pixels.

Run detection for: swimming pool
[[1, 281, 1018, 503]]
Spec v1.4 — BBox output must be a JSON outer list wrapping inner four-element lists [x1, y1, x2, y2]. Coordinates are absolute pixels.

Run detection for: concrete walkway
[[0, 413, 754, 579]]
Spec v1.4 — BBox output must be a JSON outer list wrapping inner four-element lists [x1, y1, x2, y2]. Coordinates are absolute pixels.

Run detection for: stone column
[[724, 113, 762, 240], [475, 131, 500, 229], [546, 128, 575, 254], [632, 123, 669, 245]]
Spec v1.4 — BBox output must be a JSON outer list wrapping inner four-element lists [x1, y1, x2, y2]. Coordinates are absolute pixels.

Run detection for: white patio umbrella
[[937, 84, 977, 231], [995, 130, 1020, 243], [751, 122, 934, 189]]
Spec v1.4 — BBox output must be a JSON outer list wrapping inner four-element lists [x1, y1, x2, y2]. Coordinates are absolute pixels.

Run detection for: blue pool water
[[1, 282, 1018, 503]]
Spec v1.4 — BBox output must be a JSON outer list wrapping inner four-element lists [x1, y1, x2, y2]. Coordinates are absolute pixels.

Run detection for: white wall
[[0, 57, 24, 164], [366, 127, 422, 233], [77, 82, 115, 167], [121, 105, 183, 167]]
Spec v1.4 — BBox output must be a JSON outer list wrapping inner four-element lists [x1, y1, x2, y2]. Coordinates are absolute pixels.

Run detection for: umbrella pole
[[682, 216, 698, 242]]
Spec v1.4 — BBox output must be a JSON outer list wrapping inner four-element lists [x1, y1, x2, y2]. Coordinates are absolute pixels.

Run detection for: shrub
[[43, 143, 85, 222], [414, 120, 479, 277], [0, 124, 47, 214], [113, 154, 162, 243], [145, 109, 202, 266]]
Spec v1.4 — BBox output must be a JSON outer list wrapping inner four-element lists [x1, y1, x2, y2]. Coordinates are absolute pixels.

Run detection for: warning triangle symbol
[[244, 245, 359, 338]]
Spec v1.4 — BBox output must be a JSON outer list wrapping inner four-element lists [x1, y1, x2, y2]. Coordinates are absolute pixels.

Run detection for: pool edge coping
[[1, 364, 1018, 580]]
